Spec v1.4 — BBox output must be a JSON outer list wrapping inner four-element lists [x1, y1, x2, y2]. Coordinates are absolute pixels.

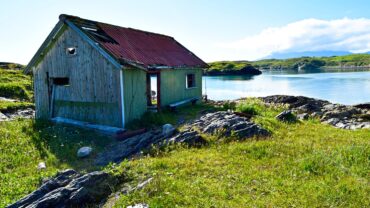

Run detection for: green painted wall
[[160, 68, 202, 106], [123, 68, 148, 124]]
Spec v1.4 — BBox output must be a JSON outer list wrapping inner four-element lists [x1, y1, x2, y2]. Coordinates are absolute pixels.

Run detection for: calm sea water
[[202, 70, 370, 104]]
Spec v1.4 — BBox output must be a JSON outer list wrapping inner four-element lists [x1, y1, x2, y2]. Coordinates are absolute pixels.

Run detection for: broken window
[[52, 77, 70, 86], [66, 47, 77, 55], [186, 74, 196, 88]]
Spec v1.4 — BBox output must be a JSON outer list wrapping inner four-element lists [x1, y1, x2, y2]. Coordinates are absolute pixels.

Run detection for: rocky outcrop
[[275, 110, 297, 122], [7, 169, 117, 208], [0, 107, 35, 121], [261, 95, 370, 130], [96, 111, 269, 166], [190, 111, 269, 138], [204, 65, 262, 76]]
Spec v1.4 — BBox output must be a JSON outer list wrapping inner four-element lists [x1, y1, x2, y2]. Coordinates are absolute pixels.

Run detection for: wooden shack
[[25, 14, 207, 129]]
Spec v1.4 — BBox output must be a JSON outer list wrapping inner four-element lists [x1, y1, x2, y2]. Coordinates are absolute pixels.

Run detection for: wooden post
[[146, 73, 152, 106], [156, 71, 161, 111]]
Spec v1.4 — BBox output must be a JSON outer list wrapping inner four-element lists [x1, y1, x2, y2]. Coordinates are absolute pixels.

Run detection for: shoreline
[[208, 95, 370, 130]]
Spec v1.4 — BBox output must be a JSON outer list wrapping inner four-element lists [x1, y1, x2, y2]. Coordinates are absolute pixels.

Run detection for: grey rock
[[95, 111, 269, 166], [322, 118, 340, 125], [260, 95, 370, 130], [275, 110, 297, 122], [77, 146, 92, 158], [192, 111, 269, 139], [37, 162, 46, 170], [1, 108, 35, 122], [136, 178, 153, 190], [7, 170, 117, 208], [297, 113, 309, 120], [128, 204, 149, 208], [162, 123, 175, 137], [353, 103, 370, 110], [311, 111, 323, 117], [0, 97, 17, 102], [168, 129, 207, 147], [0, 112, 9, 121]]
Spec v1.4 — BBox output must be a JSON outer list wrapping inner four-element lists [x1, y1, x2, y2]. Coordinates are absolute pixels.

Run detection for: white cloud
[[217, 18, 370, 60]]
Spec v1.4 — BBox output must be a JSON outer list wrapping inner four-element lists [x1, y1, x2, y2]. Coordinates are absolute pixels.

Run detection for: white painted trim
[[120, 69, 126, 128]]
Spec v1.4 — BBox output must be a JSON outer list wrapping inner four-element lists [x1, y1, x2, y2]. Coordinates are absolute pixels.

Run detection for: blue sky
[[1, 0, 370, 64]]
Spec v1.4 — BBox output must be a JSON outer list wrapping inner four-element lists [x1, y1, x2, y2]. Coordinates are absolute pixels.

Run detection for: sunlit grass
[[111, 99, 370, 207]]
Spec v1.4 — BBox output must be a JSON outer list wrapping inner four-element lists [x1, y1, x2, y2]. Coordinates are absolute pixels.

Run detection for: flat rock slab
[[261, 95, 370, 130], [1, 108, 35, 121], [7, 169, 117, 208], [95, 111, 269, 166], [0, 97, 18, 102]]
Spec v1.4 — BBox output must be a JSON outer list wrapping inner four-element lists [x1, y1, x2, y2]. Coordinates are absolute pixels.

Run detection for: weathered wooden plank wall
[[34, 26, 122, 127], [159, 68, 202, 106]]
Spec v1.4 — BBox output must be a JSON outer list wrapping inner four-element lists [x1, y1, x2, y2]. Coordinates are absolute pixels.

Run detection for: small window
[[186, 74, 196, 88], [52, 77, 69, 86], [66, 47, 77, 56]]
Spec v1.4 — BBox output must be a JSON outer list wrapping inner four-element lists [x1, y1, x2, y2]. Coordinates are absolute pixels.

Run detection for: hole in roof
[[81, 25, 118, 44], [81, 26, 97, 31]]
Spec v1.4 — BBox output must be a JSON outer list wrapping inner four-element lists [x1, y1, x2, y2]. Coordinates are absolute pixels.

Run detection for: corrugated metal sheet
[[63, 15, 207, 69]]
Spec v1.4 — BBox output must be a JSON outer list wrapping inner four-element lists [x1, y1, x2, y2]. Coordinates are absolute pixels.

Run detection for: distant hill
[[0, 62, 24, 70], [263, 51, 353, 59], [208, 53, 370, 72]]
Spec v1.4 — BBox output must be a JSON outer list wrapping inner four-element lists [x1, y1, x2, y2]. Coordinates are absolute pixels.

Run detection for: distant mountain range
[[262, 51, 370, 59]]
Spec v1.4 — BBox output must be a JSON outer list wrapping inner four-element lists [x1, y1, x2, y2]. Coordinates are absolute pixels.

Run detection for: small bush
[[222, 101, 236, 111], [236, 98, 264, 116]]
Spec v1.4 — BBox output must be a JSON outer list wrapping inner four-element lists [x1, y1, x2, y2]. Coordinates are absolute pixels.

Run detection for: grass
[[0, 119, 114, 207], [0, 100, 34, 112], [126, 103, 216, 130], [235, 98, 264, 116], [0, 69, 33, 101], [109, 100, 370, 207], [0, 103, 214, 207], [0, 85, 369, 207]]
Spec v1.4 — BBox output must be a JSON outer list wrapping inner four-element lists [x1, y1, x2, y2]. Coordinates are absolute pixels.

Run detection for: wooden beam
[[51, 117, 125, 137]]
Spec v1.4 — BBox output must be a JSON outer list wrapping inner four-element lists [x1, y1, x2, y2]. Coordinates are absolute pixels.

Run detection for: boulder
[[275, 110, 297, 122], [37, 162, 46, 170], [191, 111, 270, 139], [162, 124, 175, 137], [260, 95, 370, 130], [0, 112, 9, 121], [77, 147, 93, 158], [7, 170, 117, 208], [297, 113, 309, 120], [353, 103, 370, 110], [167, 128, 207, 147]]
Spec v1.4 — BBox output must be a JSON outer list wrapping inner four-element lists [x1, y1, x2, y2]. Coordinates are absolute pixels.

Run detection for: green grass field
[[0, 68, 33, 101], [111, 100, 369, 207], [0, 119, 114, 207], [0, 67, 369, 207]]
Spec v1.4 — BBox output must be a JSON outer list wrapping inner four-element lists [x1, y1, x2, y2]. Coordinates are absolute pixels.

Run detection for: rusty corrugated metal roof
[[61, 15, 207, 69]]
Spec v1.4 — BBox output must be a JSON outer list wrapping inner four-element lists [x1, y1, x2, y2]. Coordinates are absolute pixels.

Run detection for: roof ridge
[[59, 14, 174, 39]]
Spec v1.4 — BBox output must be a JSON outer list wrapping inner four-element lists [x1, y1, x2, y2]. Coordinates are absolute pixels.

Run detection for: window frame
[[186, 73, 196, 89], [52, 77, 70, 86]]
